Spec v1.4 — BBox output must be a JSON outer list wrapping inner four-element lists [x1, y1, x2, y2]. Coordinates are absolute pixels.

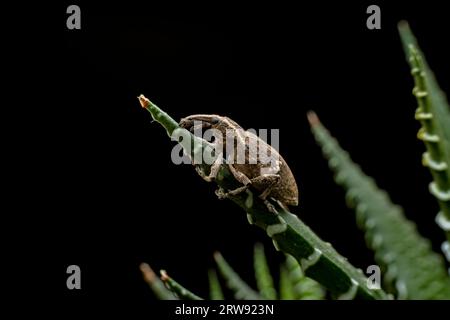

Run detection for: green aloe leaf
[[398, 22, 450, 258], [208, 269, 225, 300], [214, 252, 261, 300], [308, 112, 450, 299], [285, 255, 325, 300], [160, 270, 203, 300], [139, 263, 178, 300], [254, 243, 277, 299], [279, 264, 295, 300]]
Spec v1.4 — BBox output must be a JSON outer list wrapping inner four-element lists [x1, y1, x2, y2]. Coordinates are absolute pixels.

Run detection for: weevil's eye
[[211, 117, 220, 125], [179, 118, 188, 128]]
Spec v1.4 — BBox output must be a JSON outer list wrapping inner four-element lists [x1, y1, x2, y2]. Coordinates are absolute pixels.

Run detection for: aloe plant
[[398, 23, 450, 261], [308, 111, 450, 299], [139, 23, 450, 300]]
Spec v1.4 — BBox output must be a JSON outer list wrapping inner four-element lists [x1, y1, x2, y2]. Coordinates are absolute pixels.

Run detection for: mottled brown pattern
[[180, 115, 298, 209]]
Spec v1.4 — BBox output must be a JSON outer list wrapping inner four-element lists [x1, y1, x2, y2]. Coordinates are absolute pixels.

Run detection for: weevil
[[179, 114, 298, 213]]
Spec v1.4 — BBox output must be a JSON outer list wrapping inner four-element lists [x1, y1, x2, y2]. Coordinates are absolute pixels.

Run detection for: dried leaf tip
[[138, 94, 150, 109], [160, 269, 170, 282], [139, 263, 157, 283], [397, 20, 409, 29], [307, 111, 321, 127]]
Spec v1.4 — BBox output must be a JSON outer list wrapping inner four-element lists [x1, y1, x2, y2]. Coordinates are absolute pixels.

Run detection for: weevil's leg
[[228, 163, 252, 185], [194, 165, 207, 179], [223, 163, 252, 195], [205, 153, 223, 182], [215, 187, 227, 199], [235, 173, 280, 214], [251, 174, 280, 200], [215, 186, 248, 199], [215, 185, 248, 199], [220, 167, 280, 198], [215, 170, 281, 215], [274, 199, 290, 212], [217, 185, 279, 214], [263, 199, 278, 214], [214, 163, 252, 200], [223, 185, 249, 196], [215, 183, 249, 200], [195, 153, 223, 182], [249, 174, 281, 214]]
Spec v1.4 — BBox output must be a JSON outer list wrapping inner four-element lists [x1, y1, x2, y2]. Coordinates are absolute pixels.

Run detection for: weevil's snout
[[179, 115, 221, 132], [179, 118, 208, 132], [179, 117, 194, 130]]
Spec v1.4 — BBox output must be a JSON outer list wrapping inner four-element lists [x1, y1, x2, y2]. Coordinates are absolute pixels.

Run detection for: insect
[[179, 114, 299, 213]]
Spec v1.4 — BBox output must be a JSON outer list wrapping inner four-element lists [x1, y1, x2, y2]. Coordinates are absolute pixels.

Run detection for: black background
[[21, 0, 450, 313]]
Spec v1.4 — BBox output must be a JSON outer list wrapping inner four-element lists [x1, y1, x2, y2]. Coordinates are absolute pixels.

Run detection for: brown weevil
[[179, 114, 298, 213]]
